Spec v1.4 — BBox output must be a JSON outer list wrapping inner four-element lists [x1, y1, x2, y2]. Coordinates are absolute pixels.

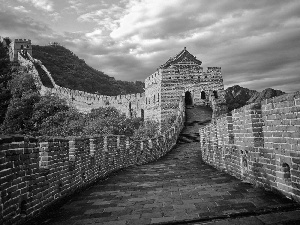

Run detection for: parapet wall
[[45, 85, 145, 116], [0, 105, 185, 225], [18, 53, 145, 117], [200, 91, 300, 201]]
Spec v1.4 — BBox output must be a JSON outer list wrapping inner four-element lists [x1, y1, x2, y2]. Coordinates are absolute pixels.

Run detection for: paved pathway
[[35, 106, 300, 225]]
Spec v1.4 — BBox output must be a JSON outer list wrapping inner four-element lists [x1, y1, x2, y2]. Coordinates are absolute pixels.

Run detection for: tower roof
[[159, 47, 202, 69]]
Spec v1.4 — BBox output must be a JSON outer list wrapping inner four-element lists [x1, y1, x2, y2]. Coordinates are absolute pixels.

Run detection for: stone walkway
[[34, 106, 300, 225]]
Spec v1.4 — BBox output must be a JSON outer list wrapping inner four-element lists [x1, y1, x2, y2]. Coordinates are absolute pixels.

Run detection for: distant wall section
[[17, 53, 145, 118]]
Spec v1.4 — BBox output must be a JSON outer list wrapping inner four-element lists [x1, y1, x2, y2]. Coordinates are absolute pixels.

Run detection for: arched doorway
[[185, 91, 193, 106], [201, 91, 206, 99], [213, 90, 218, 99]]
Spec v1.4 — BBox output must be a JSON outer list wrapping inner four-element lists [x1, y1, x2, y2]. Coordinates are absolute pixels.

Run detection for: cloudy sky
[[0, 0, 299, 92]]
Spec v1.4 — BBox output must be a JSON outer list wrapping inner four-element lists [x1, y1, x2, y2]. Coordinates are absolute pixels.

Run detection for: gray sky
[[1, 0, 299, 92]]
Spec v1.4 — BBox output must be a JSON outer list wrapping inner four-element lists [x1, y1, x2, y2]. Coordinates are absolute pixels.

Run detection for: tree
[[82, 107, 141, 136], [132, 120, 160, 140], [1, 73, 40, 134], [35, 108, 84, 137], [0, 41, 12, 124], [31, 93, 70, 131]]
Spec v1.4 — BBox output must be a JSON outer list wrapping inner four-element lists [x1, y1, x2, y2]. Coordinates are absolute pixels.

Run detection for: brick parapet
[[16, 53, 145, 116], [199, 91, 300, 202], [0, 105, 184, 225]]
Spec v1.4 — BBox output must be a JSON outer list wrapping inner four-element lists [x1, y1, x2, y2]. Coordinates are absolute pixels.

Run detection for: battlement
[[0, 102, 185, 225], [55, 86, 144, 102], [207, 67, 221, 73], [14, 38, 31, 43], [46, 85, 145, 116], [48, 42, 61, 46], [200, 91, 300, 202], [8, 38, 32, 62]]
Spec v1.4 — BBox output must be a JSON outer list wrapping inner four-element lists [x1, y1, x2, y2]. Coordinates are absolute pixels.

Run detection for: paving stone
[[257, 212, 290, 224], [126, 217, 151, 225], [102, 220, 126, 225], [83, 209, 104, 214], [151, 216, 175, 224], [35, 107, 300, 225], [103, 207, 125, 212]]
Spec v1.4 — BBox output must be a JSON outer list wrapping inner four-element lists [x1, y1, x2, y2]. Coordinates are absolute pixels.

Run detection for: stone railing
[[200, 91, 300, 202], [0, 100, 185, 225]]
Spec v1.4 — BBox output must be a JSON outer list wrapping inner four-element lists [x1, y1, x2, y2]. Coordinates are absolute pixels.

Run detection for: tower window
[[213, 91, 218, 99], [201, 91, 206, 99]]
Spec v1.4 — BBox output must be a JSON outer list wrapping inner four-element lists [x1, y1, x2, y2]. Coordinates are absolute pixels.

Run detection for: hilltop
[[225, 85, 285, 111], [32, 45, 144, 95]]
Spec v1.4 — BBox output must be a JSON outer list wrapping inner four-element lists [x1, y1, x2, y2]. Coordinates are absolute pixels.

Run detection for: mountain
[[247, 88, 285, 104], [225, 85, 285, 111], [32, 45, 144, 95], [225, 85, 258, 111]]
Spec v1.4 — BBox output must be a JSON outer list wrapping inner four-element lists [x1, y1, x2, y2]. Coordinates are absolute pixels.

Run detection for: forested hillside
[[32, 45, 144, 95], [0, 41, 12, 124], [225, 85, 285, 111]]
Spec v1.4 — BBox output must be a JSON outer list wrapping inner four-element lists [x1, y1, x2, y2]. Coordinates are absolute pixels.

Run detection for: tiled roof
[[159, 47, 202, 69]]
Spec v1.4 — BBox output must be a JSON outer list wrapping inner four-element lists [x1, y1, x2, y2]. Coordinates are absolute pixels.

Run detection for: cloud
[[99, 0, 300, 92], [49, 12, 61, 21], [17, 0, 53, 12], [13, 6, 30, 13], [2, 0, 300, 93], [78, 4, 123, 31], [0, 8, 62, 44], [68, 0, 84, 13]]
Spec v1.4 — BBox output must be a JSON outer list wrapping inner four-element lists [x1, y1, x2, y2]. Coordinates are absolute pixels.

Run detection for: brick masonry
[[200, 91, 300, 202], [144, 48, 227, 123], [0, 104, 185, 225], [11, 40, 227, 123]]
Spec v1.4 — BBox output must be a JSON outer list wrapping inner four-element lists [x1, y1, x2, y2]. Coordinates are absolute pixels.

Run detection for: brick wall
[[17, 53, 145, 117], [0, 107, 184, 225], [200, 91, 300, 202], [17, 47, 227, 123], [144, 70, 162, 122]]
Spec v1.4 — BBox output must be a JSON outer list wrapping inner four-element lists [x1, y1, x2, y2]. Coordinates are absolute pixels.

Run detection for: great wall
[[0, 38, 300, 224], [199, 92, 300, 201], [1, 38, 227, 121]]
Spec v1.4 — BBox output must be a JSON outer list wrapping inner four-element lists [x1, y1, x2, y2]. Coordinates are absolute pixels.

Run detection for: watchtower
[[9, 39, 32, 61], [144, 47, 227, 123]]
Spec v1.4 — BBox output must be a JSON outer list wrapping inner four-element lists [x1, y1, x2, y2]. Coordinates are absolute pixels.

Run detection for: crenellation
[[200, 91, 300, 201]]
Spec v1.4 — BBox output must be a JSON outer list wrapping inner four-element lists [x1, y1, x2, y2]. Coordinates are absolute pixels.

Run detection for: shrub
[[132, 120, 160, 140]]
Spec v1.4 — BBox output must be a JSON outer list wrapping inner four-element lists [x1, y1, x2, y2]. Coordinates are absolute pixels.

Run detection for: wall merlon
[[14, 39, 31, 43]]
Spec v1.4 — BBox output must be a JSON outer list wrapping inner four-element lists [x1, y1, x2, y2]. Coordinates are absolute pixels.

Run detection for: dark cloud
[[1, 0, 299, 93], [0, 8, 63, 44]]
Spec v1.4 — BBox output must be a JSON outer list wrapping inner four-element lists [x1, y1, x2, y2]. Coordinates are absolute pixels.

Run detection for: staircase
[[177, 105, 212, 144]]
